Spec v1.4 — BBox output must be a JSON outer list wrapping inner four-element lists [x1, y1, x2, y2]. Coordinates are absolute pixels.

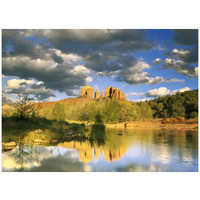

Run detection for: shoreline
[[105, 119, 198, 130]]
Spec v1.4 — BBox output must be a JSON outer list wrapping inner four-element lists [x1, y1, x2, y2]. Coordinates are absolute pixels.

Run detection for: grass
[[2, 116, 87, 143]]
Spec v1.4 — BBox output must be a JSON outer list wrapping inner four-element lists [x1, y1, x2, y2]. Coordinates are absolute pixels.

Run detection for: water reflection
[[2, 128, 198, 172]]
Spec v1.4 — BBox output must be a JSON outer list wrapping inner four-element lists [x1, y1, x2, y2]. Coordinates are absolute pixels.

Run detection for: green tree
[[51, 102, 66, 121], [13, 93, 35, 120], [103, 99, 120, 123], [138, 101, 153, 120]]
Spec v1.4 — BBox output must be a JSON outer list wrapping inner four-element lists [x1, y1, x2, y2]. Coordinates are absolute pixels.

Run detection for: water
[[2, 128, 198, 172]]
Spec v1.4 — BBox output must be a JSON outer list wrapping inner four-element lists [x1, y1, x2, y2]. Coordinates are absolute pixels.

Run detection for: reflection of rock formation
[[104, 147, 127, 162], [59, 132, 130, 163], [105, 86, 126, 100], [81, 85, 93, 98], [59, 141, 93, 163]]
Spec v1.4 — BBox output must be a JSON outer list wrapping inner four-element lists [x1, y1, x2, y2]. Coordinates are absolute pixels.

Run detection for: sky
[[2, 29, 198, 103]]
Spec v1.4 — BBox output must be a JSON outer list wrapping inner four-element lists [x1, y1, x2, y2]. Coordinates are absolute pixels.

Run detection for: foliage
[[12, 93, 37, 120], [148, 89, 198, 119], [51, 102, 66, 121]]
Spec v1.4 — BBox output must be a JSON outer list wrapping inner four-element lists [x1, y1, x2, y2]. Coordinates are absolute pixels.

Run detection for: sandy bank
[[105, 119, 198, 130]]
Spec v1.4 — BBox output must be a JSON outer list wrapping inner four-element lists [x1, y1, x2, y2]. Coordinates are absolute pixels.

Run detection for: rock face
[[80, 85, 126, 100], [95, 89, 100, 99], [81, 85, 94, 98], [104, 87, 126, 100]]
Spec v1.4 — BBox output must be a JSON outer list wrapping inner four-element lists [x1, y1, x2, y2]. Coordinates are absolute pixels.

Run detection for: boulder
[[34, 129, 43, 133]]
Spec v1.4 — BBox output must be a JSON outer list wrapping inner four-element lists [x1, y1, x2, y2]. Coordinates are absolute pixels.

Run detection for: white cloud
[[85, 76, 93, 83], [5, 79, 35, 89], [126, 92, 145, 96], [71, 65, 90, 75], [36, 81, 44, 85], [164, 58, 197, 77], [93, 85, 99, 90], [195, 67, 198, 75], [146, 87, 171, 97], [128, 86, 191, 99], [153, 58, 163, 65], [172, 87, 191, 94], [133, 98, 152, 102], [173, 48, 190, 56]]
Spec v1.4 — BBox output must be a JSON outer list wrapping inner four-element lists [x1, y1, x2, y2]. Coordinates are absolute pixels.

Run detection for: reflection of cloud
[[2, 146, 91, 172], [2, 155, 31, 169], [151, 146, 170, 164], [2, 146, 52, 171], [84, 165, 92, 172]]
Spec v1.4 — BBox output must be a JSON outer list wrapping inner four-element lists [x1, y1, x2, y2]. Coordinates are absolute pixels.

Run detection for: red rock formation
[[95, 89, 100, 99], [100, 92, 103, 98], [104, 86, 126, 100], [81, 85, 93, 98]]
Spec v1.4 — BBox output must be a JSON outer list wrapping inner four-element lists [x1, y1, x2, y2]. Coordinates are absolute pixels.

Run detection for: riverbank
[[2, 117, 198, 152], [105, 118, 198, 130]]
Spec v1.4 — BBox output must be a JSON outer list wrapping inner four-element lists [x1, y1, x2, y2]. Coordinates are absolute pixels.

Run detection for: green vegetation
[[51, 102, 66, 121], [2, 93, 86, 143], [39, 99, 153, 123], [2, 89, 198, 144], [148, 89, 198, 119], [2, 116, 86, 143], [3, 90, 198, 126]]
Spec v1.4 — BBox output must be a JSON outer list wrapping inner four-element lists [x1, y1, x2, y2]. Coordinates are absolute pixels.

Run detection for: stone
[[95, 89, 100, 99], [101, 92, 103, 98], [104, 86, 126, 100], [3, 141, 16, 147], [81, 85, 94, 98], [34, 129, 43, 133]]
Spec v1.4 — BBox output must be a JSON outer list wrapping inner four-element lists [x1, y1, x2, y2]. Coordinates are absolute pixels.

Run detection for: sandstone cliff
[[104, 86, 126, 100], [81, 85, 93, 98], [95, 89, 100, 99]]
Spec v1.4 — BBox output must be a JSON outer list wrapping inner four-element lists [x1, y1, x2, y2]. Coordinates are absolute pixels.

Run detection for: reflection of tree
[[89, 114, 106, 147], [12, 142, 39, 171], [8, 142, 60, 171]]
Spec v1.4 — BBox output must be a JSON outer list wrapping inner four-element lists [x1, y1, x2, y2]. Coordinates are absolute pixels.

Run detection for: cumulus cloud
[[2, 29, 196, 101], [172, 29, 198, 46], [3, 78, 56, 102], [163, 58, 198, 77], [5, 79, 35, 89], [171, 87, 191, 94], [146, 87, 171, 97], [172, 47, 198, 64], [31, 29, 154, 55], [133, 98, 152, 102], [126, 92, 145, 96], [127, 87, 191, 99], [2, 92, 13, 103], [2, 55, 92, 96], [116, 59, 184, 85], [153, 58, 163, 65]]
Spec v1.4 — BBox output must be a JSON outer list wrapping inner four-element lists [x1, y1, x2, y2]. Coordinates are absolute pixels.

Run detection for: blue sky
[[2, 29, 198, 102]]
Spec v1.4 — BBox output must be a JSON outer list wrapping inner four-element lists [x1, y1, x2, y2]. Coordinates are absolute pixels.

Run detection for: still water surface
[[2, 128, 198, 172]]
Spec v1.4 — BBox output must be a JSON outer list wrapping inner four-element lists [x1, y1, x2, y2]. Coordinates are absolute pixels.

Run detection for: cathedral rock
[[95, 89, 100, 99], [81, 85, 126, 100], [104, 86, 126, 100], [81, 85, 94, 99]]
